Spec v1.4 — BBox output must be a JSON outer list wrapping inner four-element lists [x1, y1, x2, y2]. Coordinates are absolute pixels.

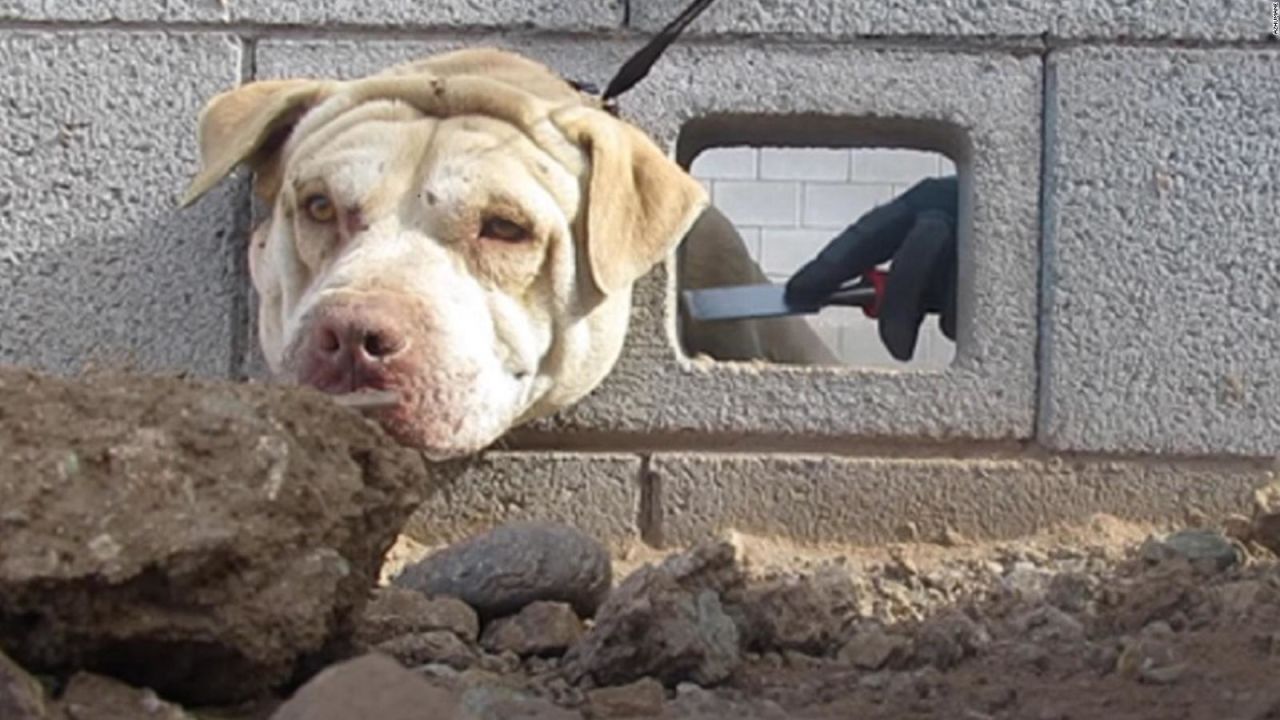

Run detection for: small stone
[[270, 655, 460, 720], [1140, 529, 1241, 571], [887, 551, 919, 579], [837, 626, 911, 670], [460, 685, 579, 720], [675, 682, 708, 699], [584, 678, 667, 718], [418, 663, 460, 681], [1222, 514, 1254, 543], [914, 611, 991, 670], [376, 630, 479, 670], [58, 674, 192, 720], [1253, 514, 1280, 557], [1254, 480, 1280, 516], [781, 650, 828, 672], [563, 556, 741, 687], [937, 527, 968, 547], [1085, 642, 1119, 674], [1115, 635, 1180, 683], [456, 668, 525, 691], [759, 652, 785, 670], [1183, 507, 1211, 528], [0, 649, 47, 720], [1001, 563, 1053, 604], [858, 672, 891, 691], [1046, 572, 1096, 613], [734, 577, 838, 653], [1252, 632, 1280, 656], [357, 587, 480, 645], [1142, 621, 1175, 640], [896, 522, 920, 542], [1014, 606, 1085, 645], [656, 534, 748, 596], [1216, 580, 1262, 615], [393, 522, 612, 619], [1010, 642, 1051, 673], [1140, 662, 1188, 685], [481, 601, 584, 657], [477, 651, 522, 674]]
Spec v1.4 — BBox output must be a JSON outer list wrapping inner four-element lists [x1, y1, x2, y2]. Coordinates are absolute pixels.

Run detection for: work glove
[[784, 175, 958, 362]]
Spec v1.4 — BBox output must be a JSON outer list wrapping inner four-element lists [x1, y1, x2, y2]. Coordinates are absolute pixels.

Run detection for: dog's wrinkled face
[[184, 50, 707, 458], [259, 110, 581, 456]]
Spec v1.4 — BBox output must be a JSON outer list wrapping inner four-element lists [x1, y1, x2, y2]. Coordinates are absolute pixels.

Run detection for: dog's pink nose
[[299, 302, 411, 394]]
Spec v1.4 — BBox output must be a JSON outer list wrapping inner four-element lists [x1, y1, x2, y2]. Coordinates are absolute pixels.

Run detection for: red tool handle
[[823, 268, 888, 319]]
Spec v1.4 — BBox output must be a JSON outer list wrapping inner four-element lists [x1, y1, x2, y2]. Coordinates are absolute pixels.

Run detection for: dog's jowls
[[183, 49, 707, 459]]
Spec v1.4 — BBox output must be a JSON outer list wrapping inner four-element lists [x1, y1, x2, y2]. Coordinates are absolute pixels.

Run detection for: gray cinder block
[[651, 453, 1265, 546], [235, 0, 622, 31], [255, 37, 1042, 442], [402, 453, 644, 549], [0, 0, 229, 22], [254, 37, 639, 85], [630, 0, 1261, 41], [0, 32, 245, 377], [1042, 47, 1280, 456]]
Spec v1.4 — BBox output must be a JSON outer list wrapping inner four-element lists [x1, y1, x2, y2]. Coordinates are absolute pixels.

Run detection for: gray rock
[[1000, 563, 1054, 604], [1140, 529, 1241, 571], [481, 601, 583, 657], [837, 626, 911, 670], [1251, 482, 1280, 555], [1215, 580, 1263, 615], [0, 649, 47, 720], [1115, 630, 1182, 684], [477, 650, 523, 674], [1013, 606, 1086, 645], [669, 683, 790, 720], [734, 577, 838, 654], [357, 587, 481, 646], [563, 564, 741, 687], [584, 678, 667, 718], [394, 522, 611, 619], [58, 673, 193, 720], [655, 536, 747, 596], [377, 631, 479, 670], [270, 654, 462, 720], [459, 685, 580, 720], [1046, 572, 1097, 613], [913, 611, 991, 670]]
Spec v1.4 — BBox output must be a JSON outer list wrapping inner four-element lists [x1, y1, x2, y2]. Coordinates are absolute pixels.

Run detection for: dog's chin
[[373, 403, 505, 461]]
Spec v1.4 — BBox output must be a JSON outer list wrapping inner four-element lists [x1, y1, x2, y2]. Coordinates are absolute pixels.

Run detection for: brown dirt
[[377, 516, 1280, 720], [724, 529, 1280, 719], [3, 368, 1279, 719]]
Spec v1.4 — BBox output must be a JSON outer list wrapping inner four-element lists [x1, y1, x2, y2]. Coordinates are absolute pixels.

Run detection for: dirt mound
[[0, 368, 435, 704]]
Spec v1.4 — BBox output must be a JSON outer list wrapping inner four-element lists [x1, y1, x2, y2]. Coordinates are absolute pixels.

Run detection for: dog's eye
[[303, 193, 336, 224], [480, 216, 531, 243]]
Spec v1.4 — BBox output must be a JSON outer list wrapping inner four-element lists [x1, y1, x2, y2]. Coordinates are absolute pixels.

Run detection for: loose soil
[[385, 517, 1280, 720]]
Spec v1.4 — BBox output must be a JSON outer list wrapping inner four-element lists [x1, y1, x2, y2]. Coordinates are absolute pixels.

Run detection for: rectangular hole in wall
[[675, 115, 968, 372]]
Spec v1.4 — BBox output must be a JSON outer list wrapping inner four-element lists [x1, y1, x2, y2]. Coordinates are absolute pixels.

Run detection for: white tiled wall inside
[[690, 147, 956, 370]]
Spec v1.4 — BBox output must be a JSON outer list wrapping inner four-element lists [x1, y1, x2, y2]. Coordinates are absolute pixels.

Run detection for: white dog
[[184, 48, 831, 459]]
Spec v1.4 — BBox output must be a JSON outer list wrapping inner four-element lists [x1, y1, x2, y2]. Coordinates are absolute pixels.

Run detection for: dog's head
[[184, 49, 707, 459]]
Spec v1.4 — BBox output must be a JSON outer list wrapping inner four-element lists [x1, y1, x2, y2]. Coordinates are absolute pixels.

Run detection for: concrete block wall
[[1, 1, 1277, 551]]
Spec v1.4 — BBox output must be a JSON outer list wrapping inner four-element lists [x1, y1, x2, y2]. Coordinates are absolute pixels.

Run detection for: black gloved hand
[[785, 175, 958, 362]]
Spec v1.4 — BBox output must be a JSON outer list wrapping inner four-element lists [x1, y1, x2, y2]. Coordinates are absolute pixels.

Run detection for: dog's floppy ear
[[182, 79, 332, 207], [552, 106, 708, 296]]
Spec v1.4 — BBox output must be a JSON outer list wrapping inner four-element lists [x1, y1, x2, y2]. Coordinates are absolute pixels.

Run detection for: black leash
[[570, 0, 720, 114]]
